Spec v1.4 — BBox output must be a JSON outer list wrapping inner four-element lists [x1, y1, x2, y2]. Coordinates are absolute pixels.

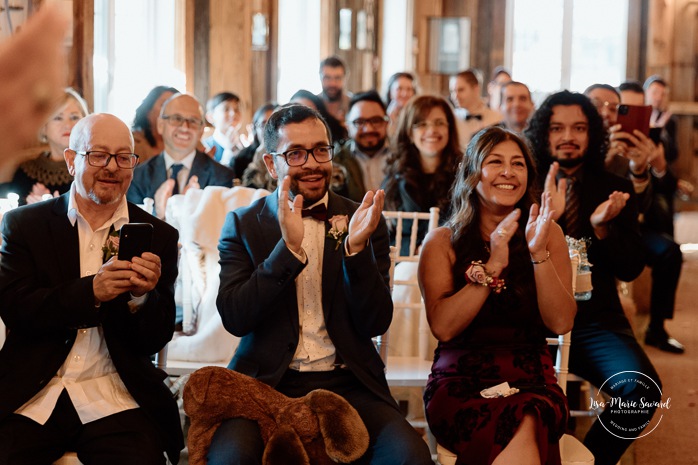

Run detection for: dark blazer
[[0, 195, 183, 463], [216, 190, 396, 408], [127, 151, 235, 204], [558, 169, 646, 330]]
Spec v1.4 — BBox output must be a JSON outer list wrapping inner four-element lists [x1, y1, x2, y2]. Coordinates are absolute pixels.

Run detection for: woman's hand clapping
[[526, 192, 556, 260]]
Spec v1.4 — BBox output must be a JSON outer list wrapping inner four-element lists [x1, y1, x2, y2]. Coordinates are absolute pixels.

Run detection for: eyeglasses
[[271, 145, 334, 167], [75, 151, 140, 169], [161, 114, 205, 129], [412, 119, 448, 130], [590, 99, 619, 113], [349, 116, 390, 129]]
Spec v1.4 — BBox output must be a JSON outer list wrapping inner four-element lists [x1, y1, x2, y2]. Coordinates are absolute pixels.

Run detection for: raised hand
[[182, 175, 200, 194], [347, 189, 385, 254], [590, 191, 629, 239], [543, 162, 567, 221], [153, 179, 175, 219], [278, 176, 304, 254], [487, 208, 521, 273], [526, 192, 555, 258]]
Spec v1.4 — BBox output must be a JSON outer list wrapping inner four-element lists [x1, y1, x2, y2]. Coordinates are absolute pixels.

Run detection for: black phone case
[[118, 223, 154, 260]]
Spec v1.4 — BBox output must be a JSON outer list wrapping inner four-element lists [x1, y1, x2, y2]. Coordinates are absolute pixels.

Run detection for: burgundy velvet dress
[[423, 249, 568, 465]]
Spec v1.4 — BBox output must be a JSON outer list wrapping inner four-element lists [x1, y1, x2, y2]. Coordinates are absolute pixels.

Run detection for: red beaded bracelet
[[465, 261, 506, 294]]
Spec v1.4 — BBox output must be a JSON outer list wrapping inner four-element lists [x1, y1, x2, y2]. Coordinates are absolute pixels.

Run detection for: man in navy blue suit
[[127, 93, 234, 219], [209, 104, 432, 464]]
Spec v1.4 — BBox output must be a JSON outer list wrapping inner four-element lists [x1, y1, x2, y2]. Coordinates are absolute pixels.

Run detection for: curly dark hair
[[383, 95, 461, 214], [523, 90, 608, 182]]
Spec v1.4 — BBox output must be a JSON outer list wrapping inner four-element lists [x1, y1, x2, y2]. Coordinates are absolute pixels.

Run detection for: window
[[507, 0, 628, 99], [276, 0, 321, 103], [93, 0, 185, 125]]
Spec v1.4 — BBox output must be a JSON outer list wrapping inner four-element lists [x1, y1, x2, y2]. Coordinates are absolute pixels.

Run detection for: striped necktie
[[563, 176, 582, 238]]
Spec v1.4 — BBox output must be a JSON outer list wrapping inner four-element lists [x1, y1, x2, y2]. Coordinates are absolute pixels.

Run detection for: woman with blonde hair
[[0, 88, 88, 205]]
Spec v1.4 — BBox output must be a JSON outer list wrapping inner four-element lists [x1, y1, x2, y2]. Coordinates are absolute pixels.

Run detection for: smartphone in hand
[[617, 104, 652, 145], [118, 223, 153, 261]]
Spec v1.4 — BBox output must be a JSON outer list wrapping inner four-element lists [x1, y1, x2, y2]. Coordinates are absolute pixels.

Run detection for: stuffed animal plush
[[183, 366, 370, 465]]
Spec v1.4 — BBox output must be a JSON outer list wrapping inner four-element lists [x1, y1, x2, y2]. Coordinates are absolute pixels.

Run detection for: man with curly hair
[[524, 90, 661, 465]]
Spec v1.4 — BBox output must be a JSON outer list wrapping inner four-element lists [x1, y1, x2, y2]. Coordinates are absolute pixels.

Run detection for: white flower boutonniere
[[102, 228, 120, 262], [327, 214, 349, 250]]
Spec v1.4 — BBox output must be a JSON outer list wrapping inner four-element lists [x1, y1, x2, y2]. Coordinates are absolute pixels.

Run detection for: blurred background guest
[[382, 95, 461, 254], [241, 102, 279, 191], [131, 85, 179, 163], [384, 71, 417, 135], [0, 88, 88, 205], [290, 89, 348, 144], [204, 91, 246, 167]]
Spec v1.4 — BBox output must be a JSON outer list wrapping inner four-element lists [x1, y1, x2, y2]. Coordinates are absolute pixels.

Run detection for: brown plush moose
[[183, 366, 370, 465]]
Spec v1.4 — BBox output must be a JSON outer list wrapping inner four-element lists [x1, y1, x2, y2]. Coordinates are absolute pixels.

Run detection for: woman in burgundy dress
[[419, 126, 576, 465]]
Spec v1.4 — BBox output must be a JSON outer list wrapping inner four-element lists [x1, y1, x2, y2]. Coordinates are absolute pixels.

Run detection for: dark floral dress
[[424, 248, 568, 465]]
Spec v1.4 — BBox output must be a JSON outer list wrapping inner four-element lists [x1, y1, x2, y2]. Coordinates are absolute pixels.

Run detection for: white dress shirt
[[285, 193, 338, 371], [455, 104, 503, 151], [14, 184, 140, 425], [163, 150, 196, 193]]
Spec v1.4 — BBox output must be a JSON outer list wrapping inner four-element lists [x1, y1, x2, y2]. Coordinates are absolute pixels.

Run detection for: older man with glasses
[[331, 90, 391, 202], [0, 113, 183, 464], [127, 93, 235, 219]]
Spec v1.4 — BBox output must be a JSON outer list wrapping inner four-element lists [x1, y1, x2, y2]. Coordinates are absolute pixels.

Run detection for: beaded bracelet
[[465, 261, 506, 294]]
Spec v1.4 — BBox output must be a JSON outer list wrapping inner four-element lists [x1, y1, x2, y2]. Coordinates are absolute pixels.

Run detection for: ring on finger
[[496, 229, 507, 237]]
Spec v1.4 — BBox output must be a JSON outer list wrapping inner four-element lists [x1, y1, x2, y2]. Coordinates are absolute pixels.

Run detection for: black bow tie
[[301, 204, 327, 221], [465, 114, 483, 121]]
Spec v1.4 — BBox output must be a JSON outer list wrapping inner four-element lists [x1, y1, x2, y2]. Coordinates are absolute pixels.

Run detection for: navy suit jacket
[[127, 151, 235, 204], [0, 195, 183, 463], [216, 190, 397, 408]]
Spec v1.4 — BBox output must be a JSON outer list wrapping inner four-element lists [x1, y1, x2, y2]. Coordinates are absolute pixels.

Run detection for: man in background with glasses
[[210, 104, 433, 464], [332, 90, 391, 202], [0, 114, 183, 464], [127, 93, 235, 219]]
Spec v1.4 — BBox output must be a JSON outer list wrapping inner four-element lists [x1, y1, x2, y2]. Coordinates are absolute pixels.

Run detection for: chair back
[[377, 207, 439, 362]]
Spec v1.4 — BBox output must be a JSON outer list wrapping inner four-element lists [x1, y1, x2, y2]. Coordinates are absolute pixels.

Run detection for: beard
[[288, 168, 331, 207], [323, 87, 342, 102], [354, 134, 386, 155], [552, 155, 585, 168]]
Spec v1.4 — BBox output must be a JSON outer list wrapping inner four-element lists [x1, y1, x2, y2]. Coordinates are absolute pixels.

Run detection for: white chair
[[158, 186, 270, 375], [378, 208, 439, 457]]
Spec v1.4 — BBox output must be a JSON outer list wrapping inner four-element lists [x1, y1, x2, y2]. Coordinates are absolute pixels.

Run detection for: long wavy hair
[[383, 95, 461, 213], [448, 127, 540, 304], [448, 126, 539, 244], [523, 90, 608, 183]]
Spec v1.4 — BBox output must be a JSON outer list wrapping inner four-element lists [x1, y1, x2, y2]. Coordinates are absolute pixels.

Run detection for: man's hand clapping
[[347, 189, 385, 254]]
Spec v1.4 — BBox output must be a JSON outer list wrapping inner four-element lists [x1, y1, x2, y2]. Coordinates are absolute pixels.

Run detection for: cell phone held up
[[117, 223, 154, 261], [616, 104, 651, 146]]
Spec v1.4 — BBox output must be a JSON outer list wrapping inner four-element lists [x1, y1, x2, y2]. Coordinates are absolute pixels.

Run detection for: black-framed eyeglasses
[[161, 114, 205, 129], [270, 145, 334, 167], [349, 116, 390, 129], [75, 151, 140, 169]]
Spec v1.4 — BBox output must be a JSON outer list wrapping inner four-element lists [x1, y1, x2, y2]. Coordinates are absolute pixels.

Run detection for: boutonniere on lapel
[[102, 227, 120, 262], [326, 215, 349, 250]]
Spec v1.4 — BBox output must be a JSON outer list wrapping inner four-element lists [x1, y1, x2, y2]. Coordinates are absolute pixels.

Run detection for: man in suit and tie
[[127, 93, 235, 219], [525, 91, 661, 465], [208, 104, 432, 464], [0, 114, 183, 464]]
